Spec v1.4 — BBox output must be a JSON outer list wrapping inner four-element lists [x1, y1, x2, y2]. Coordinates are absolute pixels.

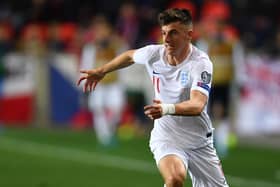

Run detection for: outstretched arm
[[77, 50, 135, 92]]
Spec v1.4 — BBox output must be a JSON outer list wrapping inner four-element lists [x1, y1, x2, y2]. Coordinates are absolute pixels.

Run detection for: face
[[161, 21, 193, 56], [95, 22, 112, 41]]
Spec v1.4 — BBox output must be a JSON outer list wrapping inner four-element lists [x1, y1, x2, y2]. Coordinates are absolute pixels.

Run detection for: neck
[[166, 43, 191, 66]]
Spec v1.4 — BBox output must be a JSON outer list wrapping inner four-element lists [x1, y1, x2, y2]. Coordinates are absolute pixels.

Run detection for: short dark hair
[[158, 8, 192, 26]]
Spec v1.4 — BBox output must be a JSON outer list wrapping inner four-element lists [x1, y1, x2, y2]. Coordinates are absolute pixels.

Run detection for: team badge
[[180, 71, 189, 86], [201, 71, 211, 84]]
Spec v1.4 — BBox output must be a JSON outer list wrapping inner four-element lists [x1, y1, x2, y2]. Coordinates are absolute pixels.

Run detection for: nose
[[164, 33, 171, 43]]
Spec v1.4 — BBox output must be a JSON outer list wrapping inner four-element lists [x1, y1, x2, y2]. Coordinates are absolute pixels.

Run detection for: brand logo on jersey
[[152, 70, 161, 93], [201, 71, 211, 84], [180, 71, 189, 86], [153, 70, 160, 75]]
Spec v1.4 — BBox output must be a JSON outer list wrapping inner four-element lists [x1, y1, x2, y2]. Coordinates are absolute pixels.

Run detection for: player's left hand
[[144, 100, 162, 120]]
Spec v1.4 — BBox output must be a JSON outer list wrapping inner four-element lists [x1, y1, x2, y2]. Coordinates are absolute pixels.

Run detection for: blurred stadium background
[[0, 0, 279, 187]]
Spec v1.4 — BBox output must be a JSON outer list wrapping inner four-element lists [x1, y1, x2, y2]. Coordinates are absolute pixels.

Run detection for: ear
[[187, 30, 193, 40]]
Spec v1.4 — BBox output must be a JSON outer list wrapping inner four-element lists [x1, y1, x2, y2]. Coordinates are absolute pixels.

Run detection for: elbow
[[192, 103, 205, 116], [192, 108, 203, 116]]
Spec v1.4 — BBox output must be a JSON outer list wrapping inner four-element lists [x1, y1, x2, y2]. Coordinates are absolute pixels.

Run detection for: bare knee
[[165, 172, 186, 187], [159, 155, 187, 187]]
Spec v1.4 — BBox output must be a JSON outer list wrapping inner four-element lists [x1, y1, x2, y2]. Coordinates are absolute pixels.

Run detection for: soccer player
[[77, 8, 229, 187]]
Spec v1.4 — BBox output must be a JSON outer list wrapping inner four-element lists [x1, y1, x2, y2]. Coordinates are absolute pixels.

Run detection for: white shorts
[[150, 141, 229, 187]]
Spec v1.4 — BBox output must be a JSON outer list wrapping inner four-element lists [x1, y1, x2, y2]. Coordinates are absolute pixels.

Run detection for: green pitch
[[0, 127, 279, 187]]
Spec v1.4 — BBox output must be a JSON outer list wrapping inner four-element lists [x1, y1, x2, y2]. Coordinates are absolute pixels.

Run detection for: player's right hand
[[77, 69, 105, 92], [144, 100, 162, 120]]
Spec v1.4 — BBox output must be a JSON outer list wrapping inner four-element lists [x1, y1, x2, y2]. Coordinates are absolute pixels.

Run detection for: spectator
[[116, 2, 139, 48], [79, 16, 128, 147]]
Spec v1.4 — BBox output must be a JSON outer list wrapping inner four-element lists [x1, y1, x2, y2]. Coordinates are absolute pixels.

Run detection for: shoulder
[[137, 44, 163, 54], [191, 45, 212, 66], [191, 45, 211, 62], [134, 44, 164, 61], [190, 45, 213, 72], [133, 44, 164, 64]]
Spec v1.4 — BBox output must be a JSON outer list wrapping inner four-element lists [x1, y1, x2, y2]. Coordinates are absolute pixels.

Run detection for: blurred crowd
[[0, 0, 280, 150], [0, 0, 279, 54]]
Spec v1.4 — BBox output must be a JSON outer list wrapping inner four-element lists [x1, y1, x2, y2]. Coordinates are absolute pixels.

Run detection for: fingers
[[144, 109, 159, 117], [79, 69, 89, 74], [144, 104, 162, 120], [89, 83, 94, 92], [77, 76, 86, 86], [151, 113, 162, 120], [83, 81, 90, 92], [144, 105, 154, 111], [77, 69, 90, 85], [144, 102, 161, 112], [82, 81, 98, 92], [93, 81, 98, 90], [145, 112, 161, 120], [89, 81, 98, 92], [77, 69, 98, 92], [153, 99, 161, 104]]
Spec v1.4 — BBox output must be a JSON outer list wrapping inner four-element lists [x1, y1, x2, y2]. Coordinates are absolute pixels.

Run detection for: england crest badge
[[180, 70, 189, 87]]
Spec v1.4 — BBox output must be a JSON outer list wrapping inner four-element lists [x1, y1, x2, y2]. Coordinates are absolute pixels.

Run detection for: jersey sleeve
[[133, 45, 159, 65], [191, 57, 213, 97]]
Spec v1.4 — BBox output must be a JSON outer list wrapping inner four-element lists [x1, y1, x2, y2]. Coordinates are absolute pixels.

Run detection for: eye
[[170, 30, 178, 36]]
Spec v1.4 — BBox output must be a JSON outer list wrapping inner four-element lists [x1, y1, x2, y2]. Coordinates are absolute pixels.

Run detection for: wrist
[[160, 104, 176, 115], [98, 67, 107, 75]]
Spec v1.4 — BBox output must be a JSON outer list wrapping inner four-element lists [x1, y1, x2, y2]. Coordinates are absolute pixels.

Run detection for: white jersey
[[133, 44, 214, 149]]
